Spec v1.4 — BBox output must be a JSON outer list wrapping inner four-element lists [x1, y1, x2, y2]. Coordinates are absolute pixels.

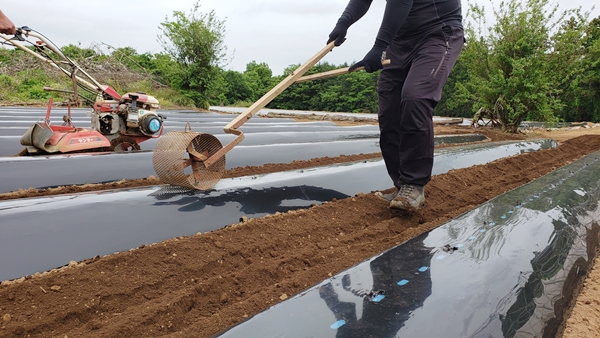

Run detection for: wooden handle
[[206, 42, 337, 167], [224, 41, 336, 131], [295, 59, 391, 84]]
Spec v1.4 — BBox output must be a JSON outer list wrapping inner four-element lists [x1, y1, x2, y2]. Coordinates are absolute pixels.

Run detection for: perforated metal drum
[[152, 126, 225, 190]]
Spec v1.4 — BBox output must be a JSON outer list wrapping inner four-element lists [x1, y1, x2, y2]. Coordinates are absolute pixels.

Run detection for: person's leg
[[398, 26, 464, 186], [391, 26, 464, 209], [377, 48, 408, 191]]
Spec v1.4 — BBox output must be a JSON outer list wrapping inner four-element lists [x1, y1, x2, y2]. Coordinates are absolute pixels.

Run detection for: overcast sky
[[2, 0, 598, 75]]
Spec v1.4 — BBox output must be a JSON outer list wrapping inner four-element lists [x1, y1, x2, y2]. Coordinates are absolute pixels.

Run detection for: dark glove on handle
[[327, 22, 349, 46], [349, 44, 386, 73]]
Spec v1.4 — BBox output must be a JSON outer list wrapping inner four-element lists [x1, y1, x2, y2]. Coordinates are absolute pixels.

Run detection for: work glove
[[327, 22, 349, 46], [349, 42, 387, 73]]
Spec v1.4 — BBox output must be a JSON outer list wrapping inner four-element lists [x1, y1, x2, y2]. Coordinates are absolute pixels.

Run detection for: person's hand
[[349, 45, 386, 73], [327, 22, 349, 46], [0, 11, 16, 35]]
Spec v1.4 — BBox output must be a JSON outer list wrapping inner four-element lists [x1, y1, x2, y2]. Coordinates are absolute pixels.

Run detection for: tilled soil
[[1, 127, 600, 337]]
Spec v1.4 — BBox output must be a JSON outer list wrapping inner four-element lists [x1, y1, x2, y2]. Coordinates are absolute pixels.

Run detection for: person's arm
[[0, 10, 16, 35], [327, 0, 373, 46], [350, 0, 414, 72]]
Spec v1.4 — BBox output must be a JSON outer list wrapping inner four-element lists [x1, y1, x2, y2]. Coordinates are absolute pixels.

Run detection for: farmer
[[0, 10, 16, 35], [327, 0, 464, 210]]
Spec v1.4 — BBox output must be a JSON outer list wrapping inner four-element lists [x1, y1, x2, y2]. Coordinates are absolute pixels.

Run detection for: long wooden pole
[[204, 42, 337, 167], [223, 41, 337, 132], [203, 43, 390, 168]]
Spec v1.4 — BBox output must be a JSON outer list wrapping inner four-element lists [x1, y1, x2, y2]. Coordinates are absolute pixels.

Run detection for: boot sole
[[389, 198, 425, 211]]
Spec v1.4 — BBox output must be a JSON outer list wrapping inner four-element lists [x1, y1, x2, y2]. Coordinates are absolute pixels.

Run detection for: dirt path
[[0, 126, 599, 337]]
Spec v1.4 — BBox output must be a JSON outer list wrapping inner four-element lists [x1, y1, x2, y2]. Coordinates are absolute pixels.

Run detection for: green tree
[[559, 16, 600, 122], [269, 62, 379, 113], [158, 1, 228, 108], [211, 70, 251, 105], [434, 54, 473, 118], [579, 17, 600, 122], [242, 61, 273, 101], [460, 0, 577, 132]]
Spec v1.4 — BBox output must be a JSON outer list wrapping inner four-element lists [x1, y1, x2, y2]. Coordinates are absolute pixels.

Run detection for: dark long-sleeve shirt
[[336, 0, 462, 47]]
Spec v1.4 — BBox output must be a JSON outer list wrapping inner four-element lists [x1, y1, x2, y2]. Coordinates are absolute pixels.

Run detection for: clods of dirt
[[1, 131, 600, 337]]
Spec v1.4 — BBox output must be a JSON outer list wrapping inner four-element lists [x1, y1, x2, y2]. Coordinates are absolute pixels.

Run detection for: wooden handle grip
[[295, 59, 391, 84]]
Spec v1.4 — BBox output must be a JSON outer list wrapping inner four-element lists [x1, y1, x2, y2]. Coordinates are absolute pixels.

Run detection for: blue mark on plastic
[[489, 222, 496, 226], [371, 294, 385, 303], [480, 229, 486, 233], [456, 243, 464, 248], [437, 255, 446, 260], [419, 266, 429, 272], [508, 210, 514, 214], [501, 215, 506, 219], [468, 236, 476, 240], [397, 279, 409, 286], [331, 320, 346, 329], [516, 205, 521, 209]]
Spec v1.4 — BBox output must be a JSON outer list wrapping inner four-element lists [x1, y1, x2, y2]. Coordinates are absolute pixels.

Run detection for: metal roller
[[152, 123, 225, 190]]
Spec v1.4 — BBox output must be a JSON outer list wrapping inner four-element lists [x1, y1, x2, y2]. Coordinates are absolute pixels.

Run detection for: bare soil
[[1, 124, 600, 338]]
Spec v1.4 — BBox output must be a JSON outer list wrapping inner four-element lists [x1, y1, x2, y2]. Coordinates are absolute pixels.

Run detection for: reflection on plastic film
[[216, 152, 600, 338]]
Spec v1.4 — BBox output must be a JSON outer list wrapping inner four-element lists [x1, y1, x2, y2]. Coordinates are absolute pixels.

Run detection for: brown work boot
[[374, 189, 398, 202], [390, 184, 425, 210]]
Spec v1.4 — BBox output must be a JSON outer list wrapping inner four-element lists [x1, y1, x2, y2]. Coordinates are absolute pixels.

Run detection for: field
[[1, 111, 600, 337]]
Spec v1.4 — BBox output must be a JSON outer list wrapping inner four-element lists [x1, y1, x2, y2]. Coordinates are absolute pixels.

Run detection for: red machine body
[[1, 27, 166, 155]]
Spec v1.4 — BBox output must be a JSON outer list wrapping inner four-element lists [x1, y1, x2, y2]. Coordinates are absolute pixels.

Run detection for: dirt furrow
[[1, 134, 599, 337]]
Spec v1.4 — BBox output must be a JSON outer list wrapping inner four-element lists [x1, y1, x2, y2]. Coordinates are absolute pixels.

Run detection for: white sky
[[2, 0, 598, 75]]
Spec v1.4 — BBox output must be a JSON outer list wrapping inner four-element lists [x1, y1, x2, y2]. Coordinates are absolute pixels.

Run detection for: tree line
[[0, 0, 598, 129], [438, 0, 600, 131]]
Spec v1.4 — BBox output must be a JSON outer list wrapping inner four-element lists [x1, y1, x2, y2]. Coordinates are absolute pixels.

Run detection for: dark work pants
[[378, 25, 464, 188]]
